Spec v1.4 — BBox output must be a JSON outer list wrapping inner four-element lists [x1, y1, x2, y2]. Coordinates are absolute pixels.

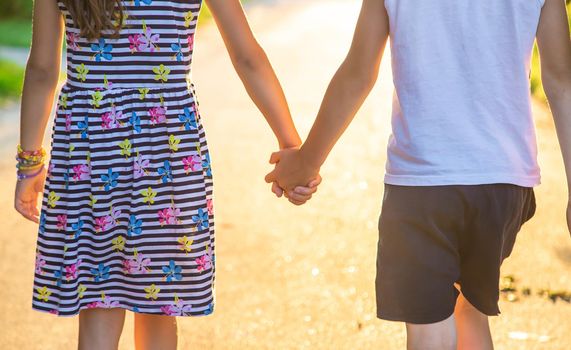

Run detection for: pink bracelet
[[17, 166, 45, 181]]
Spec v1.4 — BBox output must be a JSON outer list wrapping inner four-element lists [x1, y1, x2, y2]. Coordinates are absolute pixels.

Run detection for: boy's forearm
[[233, 50, 301, 149], [19, 66, 60, 151], [299, 59, 378, 168], [545, 77, 571, 192]]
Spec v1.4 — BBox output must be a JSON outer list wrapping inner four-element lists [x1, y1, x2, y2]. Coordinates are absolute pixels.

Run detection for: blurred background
[[0, 0, 570, 349]]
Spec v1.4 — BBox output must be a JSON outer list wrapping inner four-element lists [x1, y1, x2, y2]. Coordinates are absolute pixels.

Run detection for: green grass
[[0, 19, 32, 48], [0, 59, 24, 100]]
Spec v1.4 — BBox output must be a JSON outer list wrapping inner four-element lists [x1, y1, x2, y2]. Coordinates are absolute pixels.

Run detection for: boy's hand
[[265, 148, 320, 193]]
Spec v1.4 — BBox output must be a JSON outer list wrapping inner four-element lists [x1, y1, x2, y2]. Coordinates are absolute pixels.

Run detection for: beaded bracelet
[[17, 165, 45, 181]]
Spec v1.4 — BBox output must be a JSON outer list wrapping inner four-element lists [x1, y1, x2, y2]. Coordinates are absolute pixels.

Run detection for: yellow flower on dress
[[119, 139, 132, 158], [76, 64, 89, 82], [144, 284, 160, 300], [138, 88, 150, 100], [112, 236, 126, 251], [91, 90, 103, 108], [89, 194, 97, 207], [78, 284, 87, 299], [37, 286, 51, 302], [47, 191, 60, 208], [153, 64, 170, 83], [184, 11, 194, 27], [177, 236, 193, 253], [141, 187, 157, 206], [60, 94, 68, 109], [169, 135, 180, 152]]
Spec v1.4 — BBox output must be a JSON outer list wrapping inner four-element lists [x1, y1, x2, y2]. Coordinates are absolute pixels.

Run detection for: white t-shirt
[[383, 0, 544, 187]]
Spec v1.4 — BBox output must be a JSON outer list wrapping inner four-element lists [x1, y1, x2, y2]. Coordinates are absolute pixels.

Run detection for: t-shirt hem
[[384, 173, 541, 187]]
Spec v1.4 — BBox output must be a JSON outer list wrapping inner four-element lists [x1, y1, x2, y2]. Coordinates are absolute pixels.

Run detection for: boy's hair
[[61, 0, 124, 40]]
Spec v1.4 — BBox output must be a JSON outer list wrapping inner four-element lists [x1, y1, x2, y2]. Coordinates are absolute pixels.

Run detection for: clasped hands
[[265, 148, 322, 206]]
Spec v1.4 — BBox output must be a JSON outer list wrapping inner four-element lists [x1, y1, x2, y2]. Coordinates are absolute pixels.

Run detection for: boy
[[267, 0, 571, 348]]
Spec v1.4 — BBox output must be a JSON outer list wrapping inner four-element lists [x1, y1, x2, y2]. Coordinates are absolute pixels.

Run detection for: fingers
[[271, 182, 284, 198], [269, 151, 282, 165], [15, 200, 40, 223], [308, 175, 322, 188], [265, 169, 277, 184]]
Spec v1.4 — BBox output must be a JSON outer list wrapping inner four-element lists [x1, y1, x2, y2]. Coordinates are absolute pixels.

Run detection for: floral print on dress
[[34, 0, 214, 317]]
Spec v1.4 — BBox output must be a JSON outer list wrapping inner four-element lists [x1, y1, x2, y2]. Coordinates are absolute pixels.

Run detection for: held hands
[[265, 148, 322, 206]]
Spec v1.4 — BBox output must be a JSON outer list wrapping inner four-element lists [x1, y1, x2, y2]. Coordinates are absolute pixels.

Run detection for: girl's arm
[[205, 0, 301, 149], [536, 0, 571, 235], [265, 0, 390, 190], [20, 0, 64, 152], [14, 0, 64, 223]]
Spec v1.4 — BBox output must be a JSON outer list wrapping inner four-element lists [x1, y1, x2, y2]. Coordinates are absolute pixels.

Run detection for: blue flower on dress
[[63, 168, 70, 190], [91, 38, 113, 62], [101, 168, 119, 191], [129, 112, 141, 133], [39, 212, 46, 234], [133, 306, 140, 312], [204, 303, 214, 316], [127, 214, 143, 236], [178, 107, 197, 131], [77, 117, 89, 139], [158, 160, 173, 183], [171, 39, 183, 62], [53, 267, 64, 287], [72, 219, 84, 239], [202, 153, 212, 177], [91, 263, 110, 282], [192, 208, 209, 231], [162, 260, 183, 282], [134, 0, 152, 5]]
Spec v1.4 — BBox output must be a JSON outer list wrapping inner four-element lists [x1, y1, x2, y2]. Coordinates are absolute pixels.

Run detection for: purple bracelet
[[17, 166, 45, 181]]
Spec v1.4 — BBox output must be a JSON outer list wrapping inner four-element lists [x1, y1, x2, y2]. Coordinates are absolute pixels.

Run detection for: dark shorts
[[376, 184, 536, 324]]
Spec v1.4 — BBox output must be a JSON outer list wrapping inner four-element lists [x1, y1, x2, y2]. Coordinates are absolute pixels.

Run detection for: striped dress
[[32, 0, 215, 317]]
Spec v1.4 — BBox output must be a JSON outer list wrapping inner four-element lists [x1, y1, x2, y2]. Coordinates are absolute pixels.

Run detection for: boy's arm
[[206, 0, 301, 149], [536, 0, 571, 234], [265, 0, 390, 190]]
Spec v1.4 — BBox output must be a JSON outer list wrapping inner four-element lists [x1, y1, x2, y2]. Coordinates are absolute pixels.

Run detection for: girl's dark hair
[[61, 0, 124, 40]]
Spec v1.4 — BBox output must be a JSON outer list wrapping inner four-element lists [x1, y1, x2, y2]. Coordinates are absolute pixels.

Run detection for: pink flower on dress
[[109, 207, 122, 226], [206, 199, 213, 216], [47, 162, 55, 178], [101, 106, 122, 129], [97, 295, 120, 308], [167, 205, 181, 225], [65, 260, 82, 280], [95, 216, 111, 232], [195, 254, 212, 273], [49, 309, 59, 315], [182, 155, 202, 173], [65, 113, 72, 131], [134, 153, 151, 178], [56, 214, 68, 231], [160, 298, 193, 316], [188, 35, 194, 51], [123, 252, 151, 274], [149, 106, 167, 125], [66, 32, 81, 51], [72, 164, 90, 181], [128, 34, 143, 52], [35, 253, 46, 274], [139, 26, 160, 52], [158, 208, 173, 226], [87, 302, 100, 309]]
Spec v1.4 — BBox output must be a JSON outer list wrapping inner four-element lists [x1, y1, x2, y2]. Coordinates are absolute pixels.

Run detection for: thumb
[[269, 151, 281, 165]]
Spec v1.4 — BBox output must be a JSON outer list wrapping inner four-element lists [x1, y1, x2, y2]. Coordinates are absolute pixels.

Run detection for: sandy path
[[1, 0, 570, 349]]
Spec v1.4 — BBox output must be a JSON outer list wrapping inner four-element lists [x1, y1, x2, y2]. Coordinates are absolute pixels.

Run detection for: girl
[[14, 0, 318, 349]]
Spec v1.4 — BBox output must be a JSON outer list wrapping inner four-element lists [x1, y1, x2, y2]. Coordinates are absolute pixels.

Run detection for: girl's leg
[[454, 293, 494, 350], [134, 313, 178, 350], [78, 308, 126, 350]]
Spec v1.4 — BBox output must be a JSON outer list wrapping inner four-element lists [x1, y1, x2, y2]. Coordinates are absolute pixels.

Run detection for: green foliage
[[0, 59, 24, 100], [0, 19, 32, 47], [0, 0, 33, 19]]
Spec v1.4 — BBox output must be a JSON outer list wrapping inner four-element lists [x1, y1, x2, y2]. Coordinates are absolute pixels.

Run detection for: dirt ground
[[0, 0, 570, 349]]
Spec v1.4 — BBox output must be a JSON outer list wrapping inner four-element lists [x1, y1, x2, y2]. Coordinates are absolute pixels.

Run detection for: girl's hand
[[14, 167, 46, 223], [567, 199, 571, 238], [284, 176, 322, 206]]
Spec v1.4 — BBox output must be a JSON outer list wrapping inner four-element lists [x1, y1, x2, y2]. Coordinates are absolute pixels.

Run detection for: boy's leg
[[406, 315, 457, 350], [454, 293, 493, 350], [78, 308, 126, 350]]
